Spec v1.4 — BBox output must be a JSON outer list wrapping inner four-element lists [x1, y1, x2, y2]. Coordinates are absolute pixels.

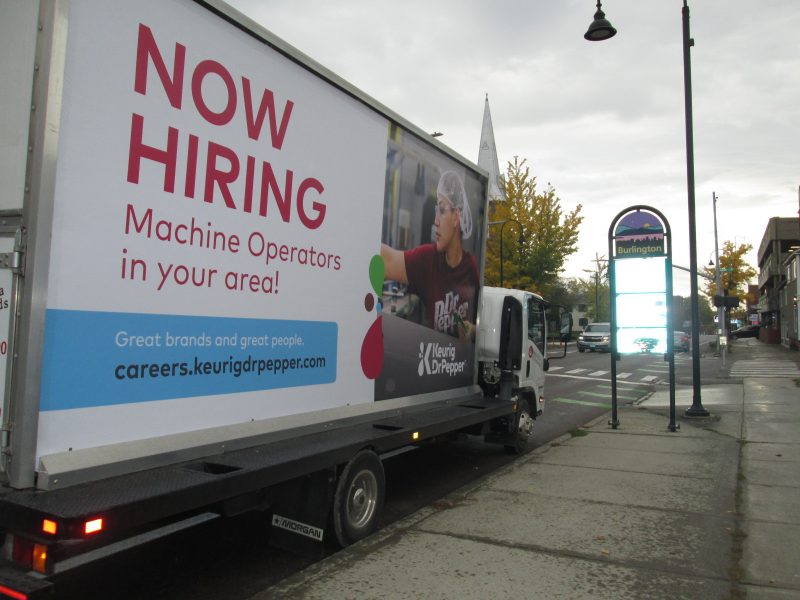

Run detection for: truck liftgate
[[0, 395, 516, 598]]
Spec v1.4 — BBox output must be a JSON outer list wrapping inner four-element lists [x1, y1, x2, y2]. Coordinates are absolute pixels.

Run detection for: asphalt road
[[53, 341, 720, 599]]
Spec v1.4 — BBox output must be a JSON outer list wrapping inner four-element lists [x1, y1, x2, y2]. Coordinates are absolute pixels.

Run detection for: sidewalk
[[256, 340, 800, 599]]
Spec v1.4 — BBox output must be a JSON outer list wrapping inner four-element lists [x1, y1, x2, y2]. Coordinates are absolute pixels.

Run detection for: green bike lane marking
[[551, 387, 644, 409], [579, 390, 641, 401], [551, 397, 611, 408]]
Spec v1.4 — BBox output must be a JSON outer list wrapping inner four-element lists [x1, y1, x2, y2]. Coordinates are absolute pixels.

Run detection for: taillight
[[10, 537, 33, 569], [10, 537, 49, 575], [0, 583, 28, 600]]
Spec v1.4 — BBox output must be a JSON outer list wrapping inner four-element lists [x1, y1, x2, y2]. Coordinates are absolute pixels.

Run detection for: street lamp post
[[585, 0, 708, 416], [489, 219, 524, 287]]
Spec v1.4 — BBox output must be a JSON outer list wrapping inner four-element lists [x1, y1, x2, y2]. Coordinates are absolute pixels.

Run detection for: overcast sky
[[227, 0, 799, 295]]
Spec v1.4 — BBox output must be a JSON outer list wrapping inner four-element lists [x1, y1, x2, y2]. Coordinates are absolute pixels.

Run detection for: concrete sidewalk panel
[[742, 483, 800, 525], [415, 488, 733, 579], [263, 529, 732, 600], [561, 430, 726, 456], [743, 585, 800, 600], [744, 379, 800, 407], [486, 462, 732, 514], [744, 415, 800, 444], [640, 385, 744, 409], [744, 442, 800, 463], [743, 456, 800, 488], [743, 520, 800, 590], [533, 442, 722, 479]]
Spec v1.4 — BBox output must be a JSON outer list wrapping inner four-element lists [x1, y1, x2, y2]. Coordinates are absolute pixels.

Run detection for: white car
[[577, 322, 611, 352]]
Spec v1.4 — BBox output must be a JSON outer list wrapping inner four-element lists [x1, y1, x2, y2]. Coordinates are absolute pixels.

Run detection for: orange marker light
[[41, 519, 57, 535], [32, 544, 47, 574], [84, 518, 103, 535]]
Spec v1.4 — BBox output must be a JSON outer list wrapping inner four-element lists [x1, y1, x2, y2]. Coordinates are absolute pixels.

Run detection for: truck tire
[[504, 399, 534, 455], [333, 449, 385, 547]]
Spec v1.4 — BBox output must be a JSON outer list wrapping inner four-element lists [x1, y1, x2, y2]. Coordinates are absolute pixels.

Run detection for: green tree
[[701, 240, 757, 321], [485, 157, 583, 294]]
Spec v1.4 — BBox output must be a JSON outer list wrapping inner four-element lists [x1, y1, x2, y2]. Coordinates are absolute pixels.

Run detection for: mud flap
[[268, 469, 336, 558]]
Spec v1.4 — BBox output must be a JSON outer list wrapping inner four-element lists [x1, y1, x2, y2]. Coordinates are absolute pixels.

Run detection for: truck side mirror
[[498, 296, 523, 371]]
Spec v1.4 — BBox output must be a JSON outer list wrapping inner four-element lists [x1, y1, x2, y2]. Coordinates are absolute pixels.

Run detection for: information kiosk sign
[[608, 206, 677, 430]]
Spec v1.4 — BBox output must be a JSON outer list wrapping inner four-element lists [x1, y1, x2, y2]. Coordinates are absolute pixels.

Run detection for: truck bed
[[0, 393, 511, 543]]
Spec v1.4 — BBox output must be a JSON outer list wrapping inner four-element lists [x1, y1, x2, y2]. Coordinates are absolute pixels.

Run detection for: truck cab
[[477, 287, 548, 424]]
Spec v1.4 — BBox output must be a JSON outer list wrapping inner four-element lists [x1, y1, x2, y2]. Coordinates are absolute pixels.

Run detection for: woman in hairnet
[[381, 171, 478, 341]]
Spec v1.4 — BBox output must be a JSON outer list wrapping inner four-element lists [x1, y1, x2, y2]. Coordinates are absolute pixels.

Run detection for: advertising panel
[[36, 0, 398, 456], [375, 128, 485, 399]]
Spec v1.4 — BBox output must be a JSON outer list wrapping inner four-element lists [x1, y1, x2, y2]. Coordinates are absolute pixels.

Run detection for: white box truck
[[0, 1, 548, 596]]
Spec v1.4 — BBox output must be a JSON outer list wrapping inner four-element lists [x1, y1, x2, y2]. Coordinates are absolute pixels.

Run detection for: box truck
[[0, 1, 548, 596]]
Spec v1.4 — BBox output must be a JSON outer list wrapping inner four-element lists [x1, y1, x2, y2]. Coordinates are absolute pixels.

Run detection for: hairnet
[[437, 171, 473, 239]]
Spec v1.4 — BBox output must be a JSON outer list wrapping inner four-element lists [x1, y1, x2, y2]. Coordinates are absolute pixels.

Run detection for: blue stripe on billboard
[[40, 309, 338, 411]]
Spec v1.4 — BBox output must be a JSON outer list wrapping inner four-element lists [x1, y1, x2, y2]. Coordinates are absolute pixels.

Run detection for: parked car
[[577, 322, 611, 352], [730, 324, 760, 339], [673, 330, 690, 352]]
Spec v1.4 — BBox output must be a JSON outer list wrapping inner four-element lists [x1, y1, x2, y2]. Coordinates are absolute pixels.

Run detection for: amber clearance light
[[84, 518, 104, 535], [41, 519, 58, 535]]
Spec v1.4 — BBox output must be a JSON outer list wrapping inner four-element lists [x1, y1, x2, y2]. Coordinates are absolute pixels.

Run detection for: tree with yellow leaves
[[485, 157, 583, 295], [701, 240, 757, 320]]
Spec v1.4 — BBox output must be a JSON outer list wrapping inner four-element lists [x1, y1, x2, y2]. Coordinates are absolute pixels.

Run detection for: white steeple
[[477, 94, 504, 201]]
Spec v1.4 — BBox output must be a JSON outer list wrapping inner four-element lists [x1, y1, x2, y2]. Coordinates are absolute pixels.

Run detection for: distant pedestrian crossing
[[548, 364, 665, 384], [729, 360, 800, 378]]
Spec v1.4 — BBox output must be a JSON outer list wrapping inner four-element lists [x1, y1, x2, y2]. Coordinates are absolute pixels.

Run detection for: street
[[54, 341, 720, 599]]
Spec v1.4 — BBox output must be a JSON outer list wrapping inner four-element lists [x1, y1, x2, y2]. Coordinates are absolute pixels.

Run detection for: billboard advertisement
[[375, 128, 485, 399], [34, 0, 482, 458]]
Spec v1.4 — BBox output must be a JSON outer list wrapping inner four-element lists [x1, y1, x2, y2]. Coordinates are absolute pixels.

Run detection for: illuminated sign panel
[[615, 257, 668, 354], [609, 208, 671, 356]]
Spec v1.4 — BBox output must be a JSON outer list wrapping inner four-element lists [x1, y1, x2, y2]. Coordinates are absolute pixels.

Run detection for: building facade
[[757, 217, 800, 346]]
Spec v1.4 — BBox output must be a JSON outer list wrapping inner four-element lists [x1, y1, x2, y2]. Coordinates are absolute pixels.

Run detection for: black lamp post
[[489, 219, 525, 287], [585, 0, 708, 416]]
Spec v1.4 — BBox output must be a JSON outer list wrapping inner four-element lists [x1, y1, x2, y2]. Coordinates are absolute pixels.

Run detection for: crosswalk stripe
[[566, 369, 587, 374], [730, 360, 800, 378], [640, 375, 659, 382], [617, 372, 632, 379], [548, 365, 563, 371], [589, 370, 608, 377]]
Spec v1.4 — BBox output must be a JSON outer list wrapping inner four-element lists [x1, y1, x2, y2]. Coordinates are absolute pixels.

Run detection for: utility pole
[[712, 192, 726, 366]]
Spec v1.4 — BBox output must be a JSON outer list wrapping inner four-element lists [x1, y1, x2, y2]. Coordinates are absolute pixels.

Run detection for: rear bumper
[[577, 341, 610, 351], [0, 565, 53, 599]]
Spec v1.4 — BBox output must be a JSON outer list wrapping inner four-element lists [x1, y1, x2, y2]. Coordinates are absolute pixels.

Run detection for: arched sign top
[[610, 207, 669, 259]]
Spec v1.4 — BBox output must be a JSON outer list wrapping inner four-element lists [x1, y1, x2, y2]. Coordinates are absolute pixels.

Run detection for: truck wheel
[[333, 450, 385, 547], [578, 347, 585, 353], [504, 399, 534, 455]]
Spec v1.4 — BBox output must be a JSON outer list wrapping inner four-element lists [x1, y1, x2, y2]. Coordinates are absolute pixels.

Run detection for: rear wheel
[[578, 347, 585, 353], [504, 399, 534, 455], [333, 450, 385, 546]]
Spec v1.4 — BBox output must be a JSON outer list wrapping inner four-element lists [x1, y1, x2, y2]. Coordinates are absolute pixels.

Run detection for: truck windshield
[[586, 324, 610, 333]]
